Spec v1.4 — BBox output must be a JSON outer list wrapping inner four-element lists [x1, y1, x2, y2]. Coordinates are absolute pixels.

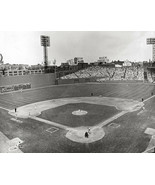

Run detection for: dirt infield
[[9, 96, 144, 119], [66, 127, 105, 143]]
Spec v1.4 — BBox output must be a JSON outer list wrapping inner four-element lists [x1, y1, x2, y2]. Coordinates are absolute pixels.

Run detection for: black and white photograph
[[1, 1, 155, 185], [0, 31, 155, 153]]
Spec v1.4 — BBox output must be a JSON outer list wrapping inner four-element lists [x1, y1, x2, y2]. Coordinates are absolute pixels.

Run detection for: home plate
[[144, 128, 155, 136], [66, 127, 105, 143]]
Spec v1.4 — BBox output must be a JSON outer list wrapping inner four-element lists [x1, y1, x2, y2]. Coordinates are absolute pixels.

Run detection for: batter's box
[[46, 127, 59, 134], [108, 123, 120, 128]]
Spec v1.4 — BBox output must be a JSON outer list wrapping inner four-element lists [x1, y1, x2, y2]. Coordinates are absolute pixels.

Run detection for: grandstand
[[61, 66, 144, 81]]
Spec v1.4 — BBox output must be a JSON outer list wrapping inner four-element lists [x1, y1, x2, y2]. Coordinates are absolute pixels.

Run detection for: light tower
[[40, 35, 50, 72], [147, 38, 155, 63]]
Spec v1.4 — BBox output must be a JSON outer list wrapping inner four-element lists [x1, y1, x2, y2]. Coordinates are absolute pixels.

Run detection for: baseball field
[[0, 82, 155, 152]]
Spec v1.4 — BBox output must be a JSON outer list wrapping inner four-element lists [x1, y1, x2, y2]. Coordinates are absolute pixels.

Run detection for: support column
[[44, 46, 48, 71]]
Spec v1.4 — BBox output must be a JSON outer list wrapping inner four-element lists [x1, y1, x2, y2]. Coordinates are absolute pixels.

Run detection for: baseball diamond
[[1, 31, 155, 153], [0, 81, 155, 153]]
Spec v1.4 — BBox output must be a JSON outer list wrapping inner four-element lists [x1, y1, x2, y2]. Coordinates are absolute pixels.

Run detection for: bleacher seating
[[147, 71, 153, 83], [61, 66, 144, 81]]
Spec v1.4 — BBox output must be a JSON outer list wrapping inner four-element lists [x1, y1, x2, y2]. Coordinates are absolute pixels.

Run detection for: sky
[[0, 31, 155, 66]]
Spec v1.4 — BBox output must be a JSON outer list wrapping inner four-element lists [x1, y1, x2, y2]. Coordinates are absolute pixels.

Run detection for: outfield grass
[[0, 82, 155, 109]]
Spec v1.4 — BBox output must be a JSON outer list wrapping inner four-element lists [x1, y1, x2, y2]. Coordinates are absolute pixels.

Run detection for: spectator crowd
[[61, 66, 144, 81]]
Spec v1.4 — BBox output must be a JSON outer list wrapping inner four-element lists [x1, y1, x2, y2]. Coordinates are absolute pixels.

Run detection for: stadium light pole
[[40, 35, 50, 73], [43, 45, 48, 70], [53, 59, 57, 83]]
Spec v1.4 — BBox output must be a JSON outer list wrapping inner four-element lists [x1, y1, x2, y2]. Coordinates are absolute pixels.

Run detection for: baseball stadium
[[1, 36, 155, 153], [1, 67, 155, 153]]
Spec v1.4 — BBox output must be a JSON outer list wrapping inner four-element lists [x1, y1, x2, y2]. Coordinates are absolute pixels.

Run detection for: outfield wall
[[57, 78, 144, 85], [0, 73, 55, 88], [57, 78, 97, 84], [0, 74, 145, 91]]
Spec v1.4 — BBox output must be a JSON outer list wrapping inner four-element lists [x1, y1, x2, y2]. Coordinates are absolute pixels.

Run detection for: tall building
[[74, 57, 84, 65], [66, 59, 74, 65], [66, 57, 84, 65], [123, 60, 132, 67]]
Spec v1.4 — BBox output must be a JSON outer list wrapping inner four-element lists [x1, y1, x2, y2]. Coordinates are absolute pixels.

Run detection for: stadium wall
[[57, 78, 144, 85], [0, 73, 55, 88], [57, 78, 97, 84]]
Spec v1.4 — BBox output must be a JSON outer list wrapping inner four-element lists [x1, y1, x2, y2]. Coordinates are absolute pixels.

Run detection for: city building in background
[[74, 57, 84, 65], [123, 60, 132, 67], [97, 56, 110, 64]]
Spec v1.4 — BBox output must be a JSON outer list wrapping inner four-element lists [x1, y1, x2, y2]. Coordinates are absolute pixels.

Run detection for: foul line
[[30, 111, 128, 131], [143, 146, 155, 153], [97, 111, 128, 128], [0, 106, 10, 111], [29, 116, 70, 130], [143, 94, 155, 103]]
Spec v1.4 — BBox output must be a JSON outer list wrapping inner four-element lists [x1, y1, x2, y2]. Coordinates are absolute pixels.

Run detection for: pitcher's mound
[[72, 109, 88, 116], [66, 127, 105, 143]]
